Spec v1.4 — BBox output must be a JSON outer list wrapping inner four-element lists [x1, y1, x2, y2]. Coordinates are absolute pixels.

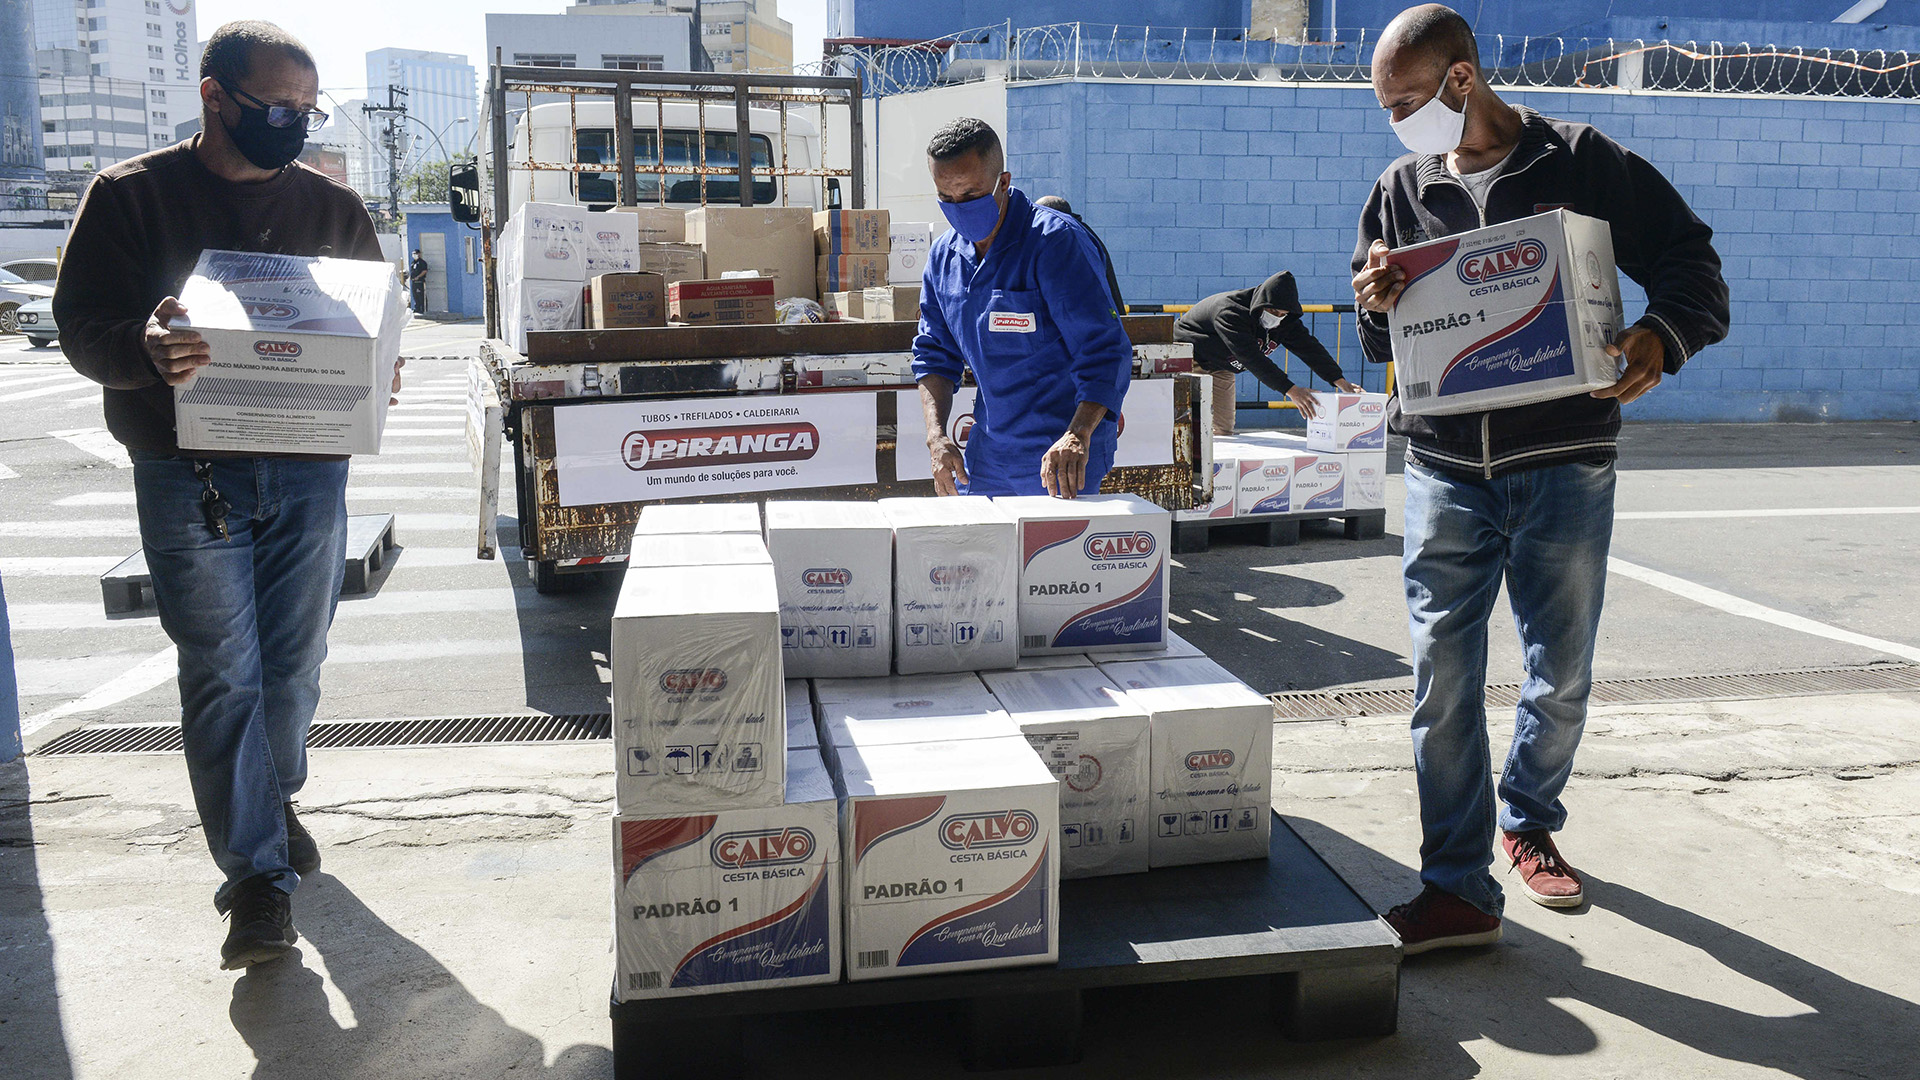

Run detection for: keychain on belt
[[192, 460, 231, 540]]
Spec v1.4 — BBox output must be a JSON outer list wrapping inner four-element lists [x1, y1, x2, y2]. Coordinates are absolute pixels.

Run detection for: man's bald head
[[1375, 4, 1480, 80]]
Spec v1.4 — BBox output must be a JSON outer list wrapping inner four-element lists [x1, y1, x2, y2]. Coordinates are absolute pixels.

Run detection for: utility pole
[[362, 85, 409, 225]]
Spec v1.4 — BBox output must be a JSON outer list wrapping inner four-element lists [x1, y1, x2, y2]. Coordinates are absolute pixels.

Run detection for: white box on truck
[[835, 736, 1059, 980], [613, 747, 838, 1000], [626, 531, 771, 569], [980, 667, 1151, 878], [635, 502, 763, 537], [501, 201, 587, 282], [1384, 209, 1624, 416], [879, 496, 1018, 673], [764, 501, 893, 678], [1102, 657, 1273, 867], [785, 679, 818, 751], [612, 563, 784, 812], [993, 494, 1170, 656], [174, 250, 407, 455]]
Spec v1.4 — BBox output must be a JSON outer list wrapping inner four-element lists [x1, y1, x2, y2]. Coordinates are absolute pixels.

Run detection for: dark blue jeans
[[131, 451, 349, 912], [1402, 458, 1616, 917], [1, 572, 19, 763]]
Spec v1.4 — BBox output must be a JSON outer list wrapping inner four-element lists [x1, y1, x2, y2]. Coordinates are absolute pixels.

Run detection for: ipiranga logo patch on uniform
[[989, 312, 1037, 333]]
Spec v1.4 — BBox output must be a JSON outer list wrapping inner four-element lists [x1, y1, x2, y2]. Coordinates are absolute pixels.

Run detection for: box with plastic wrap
[[812, 673, 1018, 773], [1345, 450, 1388, 511], [785, 679, 817, 751], [584, 210, 641, 275], [879, 496, 1018, 674], [980, 667, 1151, 878], [626, 531, 770, 569], [612, 562, 784, 812], [502, 278, 581, 355], [1384, 208, 1624, 416], [993, 494, 1170, 656], [634, 502, 762, 537], [500, 202, 586, 282], [1304, 392, 1389, 452], [764, 501, 893, 678], [834, 735, 1059, 980], [1094, 628, 1205, 662], [1102, 656, 1273, 867], [613, 747, 839, 1001]]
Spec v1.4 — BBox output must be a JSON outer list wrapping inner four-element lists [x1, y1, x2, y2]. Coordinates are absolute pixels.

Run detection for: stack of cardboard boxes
[[498, 202, 586, 353], [818, 209, 923, 322], [1185, 391, 1391, 522]]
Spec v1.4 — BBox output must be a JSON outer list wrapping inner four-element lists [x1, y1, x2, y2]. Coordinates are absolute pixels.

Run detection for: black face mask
[[223, 95, 306, 171]]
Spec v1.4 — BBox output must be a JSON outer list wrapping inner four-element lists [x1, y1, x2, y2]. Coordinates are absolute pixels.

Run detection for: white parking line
[[22, 645, 178, 736], [0, 463, 16, 480], [0, 511, 506, 539], [378, 428, 464, 437], [351, 462, 475, 475], [1617, 506, 1920, 520], [0, 369, 87, 389], [55, 486, 476, 507], [1608, 557, 1920, 664], [49, 427, 131, 468], [0, 379, 92, 404], [0, 556, 125, 576]]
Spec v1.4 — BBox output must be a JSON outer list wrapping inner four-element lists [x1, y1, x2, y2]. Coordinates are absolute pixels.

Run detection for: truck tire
[[533, 560, 588, 594]]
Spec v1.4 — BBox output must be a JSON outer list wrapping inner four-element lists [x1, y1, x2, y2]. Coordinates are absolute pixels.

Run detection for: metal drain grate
[[35, 712, 612, 756], [1269, 663, 1920, 721]]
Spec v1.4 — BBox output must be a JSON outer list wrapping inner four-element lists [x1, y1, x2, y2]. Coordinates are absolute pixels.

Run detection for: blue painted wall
[[1006, 80, 1920, 423], [404, 206, 486, 318], [844, 0, 1246, 41]]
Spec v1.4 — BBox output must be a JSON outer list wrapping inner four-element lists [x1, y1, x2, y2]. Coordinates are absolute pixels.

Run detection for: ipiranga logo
[[622, 422, 820, 472]]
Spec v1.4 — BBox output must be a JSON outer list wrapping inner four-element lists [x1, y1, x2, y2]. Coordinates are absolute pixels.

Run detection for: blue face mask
[[940, 176, 1007, 243]]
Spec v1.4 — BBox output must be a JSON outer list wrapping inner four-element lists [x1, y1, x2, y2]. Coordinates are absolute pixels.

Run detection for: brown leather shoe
[[1502, 829, 1585, 908], [1385, 885, 1502, 955]]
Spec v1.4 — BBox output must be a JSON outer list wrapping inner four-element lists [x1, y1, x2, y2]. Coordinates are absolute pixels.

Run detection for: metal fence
[[818, 23, 1920, 99]]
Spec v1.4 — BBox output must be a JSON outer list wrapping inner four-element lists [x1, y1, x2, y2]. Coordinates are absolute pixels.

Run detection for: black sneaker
[[221, 878, 298, 970], [285, 801, 321, 876]]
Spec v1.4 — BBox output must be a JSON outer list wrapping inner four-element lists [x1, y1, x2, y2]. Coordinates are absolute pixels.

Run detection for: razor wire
[[823, 23, 1920, 100]]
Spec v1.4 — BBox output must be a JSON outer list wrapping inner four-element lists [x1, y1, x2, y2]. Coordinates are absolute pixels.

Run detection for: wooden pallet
[[609, 813, 1400, 1077], [99, 514, 398, 615], [1173, 508, 1387, 553]]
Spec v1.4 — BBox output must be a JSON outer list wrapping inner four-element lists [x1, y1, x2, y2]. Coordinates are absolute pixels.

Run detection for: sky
[[195, 0, 833, 105]]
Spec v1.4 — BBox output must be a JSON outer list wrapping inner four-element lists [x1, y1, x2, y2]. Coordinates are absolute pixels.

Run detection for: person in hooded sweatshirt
[[1176, 270, 1359, 435]]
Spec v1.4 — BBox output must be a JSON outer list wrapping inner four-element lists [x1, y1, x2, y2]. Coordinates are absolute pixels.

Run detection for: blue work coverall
[[911, 188, 1133, 496]]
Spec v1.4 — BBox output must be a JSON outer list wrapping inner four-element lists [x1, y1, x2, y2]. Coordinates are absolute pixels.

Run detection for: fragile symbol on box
[[1159, 813, 1180, 838], [628, 747, 656, 776]]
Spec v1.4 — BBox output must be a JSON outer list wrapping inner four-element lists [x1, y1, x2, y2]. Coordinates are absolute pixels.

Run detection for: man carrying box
[[1175, 270, 1361, 435], [53, 20, 396, 970], [912, 119, 1132, 499], [1350, 4, 1728, 955]]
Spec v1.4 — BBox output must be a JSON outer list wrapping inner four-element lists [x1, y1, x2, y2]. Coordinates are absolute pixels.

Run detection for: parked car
[[0, 268, 55, 334], [17, 297, 55, 347], [2, 258, 57, 283]]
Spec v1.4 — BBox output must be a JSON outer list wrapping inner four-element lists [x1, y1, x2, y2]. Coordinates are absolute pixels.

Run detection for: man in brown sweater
[[54, 20, 397, 969]]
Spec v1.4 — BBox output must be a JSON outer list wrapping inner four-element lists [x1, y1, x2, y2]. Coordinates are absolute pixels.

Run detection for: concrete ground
[[3, 325, 1917, 1077]]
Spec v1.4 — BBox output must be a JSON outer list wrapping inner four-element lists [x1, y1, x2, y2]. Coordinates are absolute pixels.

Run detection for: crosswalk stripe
[[352, 462, 476, 475], [13, 586, 531, 632], [0, 511, 508, 539], [0, 556, 126, 576], [0, 379, 93, 404], [49, 427, 131, 468], [54, 486, 478, 507], [378, 428, 463, 437], [21, 646, 178, 736], [0, 369, 86, 389], [0, 463, 17, 480]]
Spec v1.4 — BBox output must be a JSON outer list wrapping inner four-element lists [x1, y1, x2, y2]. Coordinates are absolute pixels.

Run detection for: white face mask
[[1390, 76, 1467, 155], [1258, 309, 1283, 329]]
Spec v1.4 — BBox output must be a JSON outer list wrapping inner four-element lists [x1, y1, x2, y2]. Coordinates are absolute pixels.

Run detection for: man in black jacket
[[1176, 270, 1359, 435], [1351, 5, 1728, 955], [1033, 195, 1126, 314]]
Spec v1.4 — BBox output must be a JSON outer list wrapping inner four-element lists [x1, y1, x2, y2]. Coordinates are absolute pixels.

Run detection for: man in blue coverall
[[911, 118, 1133, 498]]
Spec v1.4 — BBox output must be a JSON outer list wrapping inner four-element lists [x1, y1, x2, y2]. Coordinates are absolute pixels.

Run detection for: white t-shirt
[[1451, 145, 1519, 210]]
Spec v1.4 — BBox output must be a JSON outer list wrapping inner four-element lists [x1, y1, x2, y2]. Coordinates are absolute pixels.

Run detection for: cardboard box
[[835, 736, 1059, 980], [1176, 458, 1238, 522], [980, 667, 1152, 878], [813, 673, 1018, 769], [636, 242, 705, 284], [501, 202, 587, 282], [816, 254, 890, 295], [626, 531, 771, 569], [1345, 450, 1388, 511], [584, 211, 642, 275], [612, 563, 784, 812], [173, 250, 407, 455], [888, 248, 928, 285], [614, 205, 688, 244], [669, 277, 777, 326], [1220, 443, 1294, 516], [1102, 657, 1273, 867], [889, 221, 931, 256], [1305, 392, 1389, 452], [1013, 652, 1096, 671], [764, 500, 894, 678], [1385, 208, 1625, 416], [879, 496, 1019, 674], [613, 747, 839, 1000], [992, 494, 1170, 655], [1096, 628, 1205, 663], [686, 206, 816, 301], [861, 285, 920, 322], [589, 272, 667, 329], [822, 290, 865, 322], [1288, 451, 1346, 515], [502, 276, 583, 355], [814, 209, 891, 256], [785, 679, 818, 751], [635, 502, 763, 536]]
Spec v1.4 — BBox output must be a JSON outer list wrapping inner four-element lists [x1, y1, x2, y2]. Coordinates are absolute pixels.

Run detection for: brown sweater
[[54, 138, 384, 454]]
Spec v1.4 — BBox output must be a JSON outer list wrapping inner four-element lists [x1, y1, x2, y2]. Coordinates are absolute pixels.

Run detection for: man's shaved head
[[1376, 4, 1480, 77]]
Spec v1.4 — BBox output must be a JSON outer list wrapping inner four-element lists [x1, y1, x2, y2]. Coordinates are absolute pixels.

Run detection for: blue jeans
[[1, 572, 20, 763], [131, 451, 349, 911], [1402, 458, 1615, 917]]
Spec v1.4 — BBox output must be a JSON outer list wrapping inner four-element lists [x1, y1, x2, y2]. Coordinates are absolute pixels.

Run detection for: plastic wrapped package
[[785, 679, 818, 751], [833, 735, 1059, 981], [992, 493, 1171, 655], [633, 502, 763, 537], [878, 496, 1018, 674], [613, 748, 839, 1000], [980, 667, 1152, 878], [625, 531, 771, 569], [776, 297, 828, 324], [812, 672, 1018, 773], [764, 501, 893, 678], [612, 562, 785, 812]]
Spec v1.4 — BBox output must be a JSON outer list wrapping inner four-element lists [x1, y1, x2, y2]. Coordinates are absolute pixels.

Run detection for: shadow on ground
[[228, 873, 609, 1080], [0, 761, 77, 1080]]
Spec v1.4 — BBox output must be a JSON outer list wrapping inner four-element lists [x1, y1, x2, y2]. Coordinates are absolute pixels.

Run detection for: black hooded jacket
[[1353, 105, 1730, 477], [1175, 270, 1346, 393]]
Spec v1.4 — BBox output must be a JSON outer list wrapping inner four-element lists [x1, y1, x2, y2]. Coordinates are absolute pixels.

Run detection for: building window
[[149, 66, 165, 80], [146, 21, 161, 36], [146, 0, 160, 12], [148, 45, 163, 59], [702, 22, 730, 35], [149, 89, 165, 102], [154, 133, 169, 144], [601, 54, 665, 71], [152, 111, 166, 122], [43, 121, 54, 133], [512, 53, 576, 68]]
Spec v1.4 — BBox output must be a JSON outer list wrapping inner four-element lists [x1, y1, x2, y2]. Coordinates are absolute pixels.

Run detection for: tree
[[401, 159, 454, 207]]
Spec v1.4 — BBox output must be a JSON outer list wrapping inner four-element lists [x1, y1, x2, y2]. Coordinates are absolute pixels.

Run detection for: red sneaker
[[1501, 829, 1585, 908], [1384, 885, 1502, 956]]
